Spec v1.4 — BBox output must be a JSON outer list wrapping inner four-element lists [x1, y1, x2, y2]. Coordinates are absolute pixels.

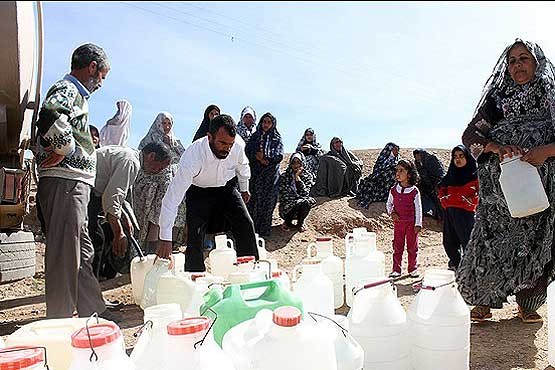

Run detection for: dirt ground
[[1, 148, 553, 370]]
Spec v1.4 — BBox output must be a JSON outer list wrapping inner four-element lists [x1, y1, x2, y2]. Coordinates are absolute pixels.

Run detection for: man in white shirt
[[157, 114, 259, 271]]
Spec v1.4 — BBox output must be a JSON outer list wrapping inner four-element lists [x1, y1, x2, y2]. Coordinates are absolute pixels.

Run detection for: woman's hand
[[391, 212, 400, 222], [522, 144, 555, 166], [414, 226, 422, 234], [485, 142, 523, 160]]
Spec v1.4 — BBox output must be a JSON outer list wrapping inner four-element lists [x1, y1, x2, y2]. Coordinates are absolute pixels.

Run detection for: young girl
[[386, 159, 422, 278], [438, 145, 478, 271]]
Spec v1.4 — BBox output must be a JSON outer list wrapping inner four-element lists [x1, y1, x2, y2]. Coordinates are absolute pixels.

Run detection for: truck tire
[[0, 231, 36, 283]]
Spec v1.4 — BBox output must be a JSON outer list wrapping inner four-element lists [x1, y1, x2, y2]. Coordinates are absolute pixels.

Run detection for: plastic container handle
[[292, 265, 303, 283], [344, 233, 354, 258], [227, 239, 235, 250], [306, 243, 317, 258]]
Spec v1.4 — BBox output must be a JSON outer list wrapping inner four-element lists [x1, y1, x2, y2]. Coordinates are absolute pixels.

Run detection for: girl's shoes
[[389, 271, 401, 278]]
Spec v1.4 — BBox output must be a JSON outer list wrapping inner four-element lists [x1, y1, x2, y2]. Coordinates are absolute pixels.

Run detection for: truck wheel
[[0, 231, 36, 283]]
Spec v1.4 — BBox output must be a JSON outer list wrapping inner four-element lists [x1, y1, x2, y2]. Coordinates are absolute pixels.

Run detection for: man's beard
[[85, 73, 101, 93], [209, 141, 230, 159]]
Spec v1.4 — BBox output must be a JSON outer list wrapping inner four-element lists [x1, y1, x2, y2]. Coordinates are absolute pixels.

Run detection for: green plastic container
[[200, 279, 303, 346]]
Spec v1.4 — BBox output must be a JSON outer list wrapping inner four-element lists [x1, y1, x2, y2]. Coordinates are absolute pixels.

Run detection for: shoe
[[409, 270, 420, 279], [470, 305, 492, 322], [389, 271, 401, 278], [103, 298, 123, 310], [98, 309, 123, 324], [517, 305, 543, 324]]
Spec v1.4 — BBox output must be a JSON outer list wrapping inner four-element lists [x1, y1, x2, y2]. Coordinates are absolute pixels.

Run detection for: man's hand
[[241, 191, 251, 204], [414, 226, 422, 234], [156, 240, 173, 260], [121, 211, 134, 235], [112, 232, 128, 257], [391, 212, 400, 222], [41, 151, 65, 168]]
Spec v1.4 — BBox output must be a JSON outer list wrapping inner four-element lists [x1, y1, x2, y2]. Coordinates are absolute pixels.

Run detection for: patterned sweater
[[35, 77, 96, 186]]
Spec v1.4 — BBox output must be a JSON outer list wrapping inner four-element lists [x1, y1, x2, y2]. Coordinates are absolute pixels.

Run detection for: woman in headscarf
[[237, 106, 257, 143], [99, 100, 132, 146], [278, 152, 316, 232], [438, 145, 478, 271], [245, 112, 284, 237], [413, 148, 446, 220], [311, 137, 363, 198], [458, 39, 555, 324], [356, 142, 399, 208], [296, 128, 324, 188], [133, 112, 187, 251], [192, 104, 220, 142]]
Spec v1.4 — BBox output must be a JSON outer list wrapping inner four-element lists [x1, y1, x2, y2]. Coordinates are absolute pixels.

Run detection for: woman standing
[[237, 106, 257, 143], [438, 145, 478, 271], [133, 112, 187, 251], [356, 142, 399, 208], [458, 39, 555, 323], [279, 153, 316, 232], [245, 112, 284, 237], [192, 104, 220, 142], [413, 149, 445, 220], [99, 100, 132, 147]]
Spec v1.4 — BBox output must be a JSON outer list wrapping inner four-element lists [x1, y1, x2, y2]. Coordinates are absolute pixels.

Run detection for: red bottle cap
[[167, 317, 211, 336], [273, 306, 301, 327], [0, 346, 45, 370], [71, 322, 121, 349]]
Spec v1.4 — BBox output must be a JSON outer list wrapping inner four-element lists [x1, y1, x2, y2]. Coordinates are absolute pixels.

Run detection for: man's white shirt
[[159, 136, 250, 241]]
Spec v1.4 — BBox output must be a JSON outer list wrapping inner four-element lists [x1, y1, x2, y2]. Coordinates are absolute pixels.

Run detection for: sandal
[[470, 305, 492, 322], [517, 306, 543, 324]]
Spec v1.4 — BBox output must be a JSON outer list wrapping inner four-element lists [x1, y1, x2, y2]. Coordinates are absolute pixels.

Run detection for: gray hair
[[71, 43, 110, 71]]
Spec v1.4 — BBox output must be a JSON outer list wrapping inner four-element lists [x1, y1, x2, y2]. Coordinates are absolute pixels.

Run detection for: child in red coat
[[387, 159, 422, 278], [438, 145, 478, 271]]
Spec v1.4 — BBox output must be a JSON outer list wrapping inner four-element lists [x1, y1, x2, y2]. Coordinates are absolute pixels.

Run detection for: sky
[[39, 1, 555, 153]]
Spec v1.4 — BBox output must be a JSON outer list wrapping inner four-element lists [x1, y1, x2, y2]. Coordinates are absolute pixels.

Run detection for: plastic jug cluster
[[68, 321, 135, 370], [307, 237, 345, 309], [407, 269, 470, 370], [0, 346, 47, 369], [131, 253, 185, 306], [156, 272, 224, 316], [163, 317, 235, 370], [232, 306, 337, 370], [131, 304, 183, 370], [499, 155, 550, 218], [345, 228, 385, 307], [292, 258, 334, 317], [348, 277, 409, 370], [209, 235, 237, 279], [6, 317, 107, 370], [200, 279, 303, 347]]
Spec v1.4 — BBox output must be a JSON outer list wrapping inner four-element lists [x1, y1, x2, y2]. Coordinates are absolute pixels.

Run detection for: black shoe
[[98, 309, 123, 324], [104, 298, 123, 310]]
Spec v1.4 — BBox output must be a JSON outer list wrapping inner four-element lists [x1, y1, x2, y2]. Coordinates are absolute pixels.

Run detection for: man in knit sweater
[[35, 43, 112, 319]]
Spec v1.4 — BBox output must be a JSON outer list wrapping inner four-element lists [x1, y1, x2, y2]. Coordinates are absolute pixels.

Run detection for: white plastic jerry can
[[307, 236, 345, 309], [408, 269, 470, 370], [209, 235, 237, 279], [499, 155, 550, 218], [348, 277, 409, 370], [292, 258, 334, 318], [344, 228, 385, 307]]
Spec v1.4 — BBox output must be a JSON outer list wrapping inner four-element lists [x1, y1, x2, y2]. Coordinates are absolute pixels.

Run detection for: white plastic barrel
[[345, 228, 385, 307], [239, 306, 337, 370], [348, 278, 409, 370], [0, 346, 47, 369], [164, 317, 235, 370], [307, 237, 345, 309], [68, 322, 135, 370], [499, 155, 550, 218], [408, 269, 470, 370], [6, 317, 107, 370], [131, 304, 182, 370], [292, 258, 334, 317], [209, 235, 237, 279]]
